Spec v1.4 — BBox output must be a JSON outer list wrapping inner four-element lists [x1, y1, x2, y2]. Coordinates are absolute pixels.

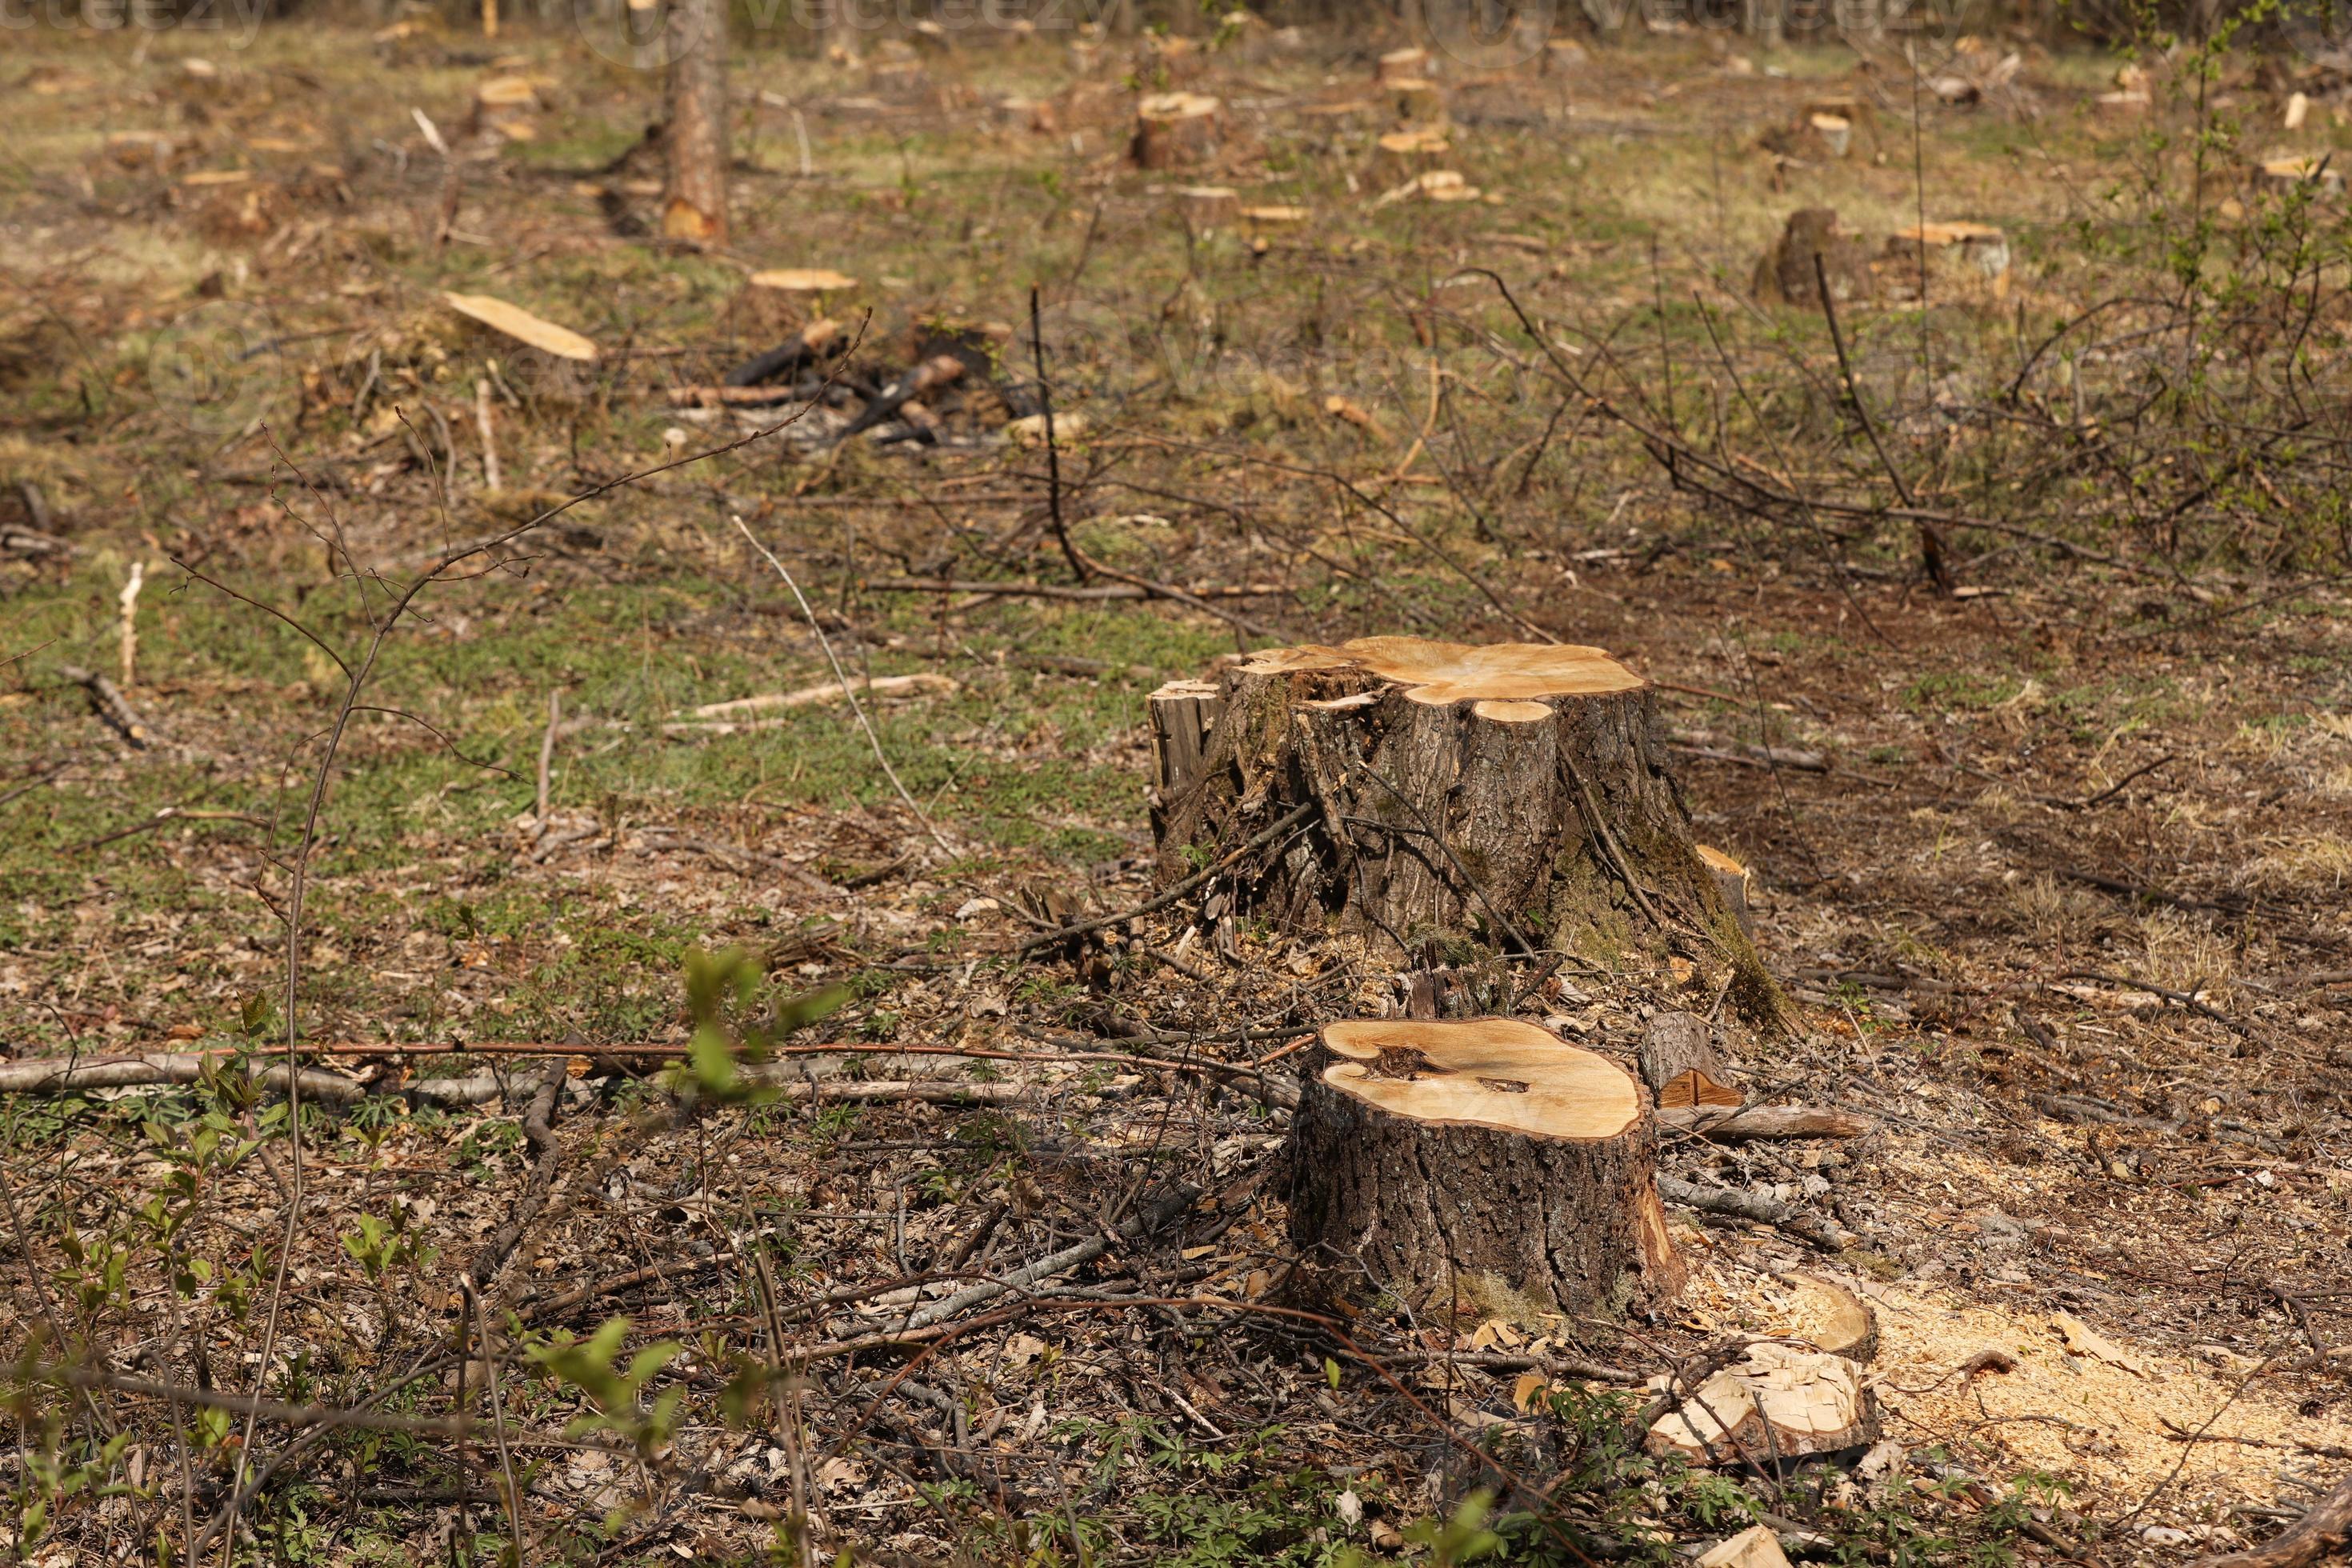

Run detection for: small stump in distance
[[1286, 1018, 1686, 1317]]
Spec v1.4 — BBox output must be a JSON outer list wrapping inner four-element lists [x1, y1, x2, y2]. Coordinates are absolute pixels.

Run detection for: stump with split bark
[[1150, 635, 1782, 1022], [1286, 1017, 1685, 1314]]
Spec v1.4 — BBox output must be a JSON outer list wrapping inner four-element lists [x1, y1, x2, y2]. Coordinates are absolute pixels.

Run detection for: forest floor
[[3, 10, 2351, 1566]]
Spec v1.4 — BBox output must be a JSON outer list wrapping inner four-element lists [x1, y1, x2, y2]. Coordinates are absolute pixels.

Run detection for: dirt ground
[[3, 8, 2350, 1566]]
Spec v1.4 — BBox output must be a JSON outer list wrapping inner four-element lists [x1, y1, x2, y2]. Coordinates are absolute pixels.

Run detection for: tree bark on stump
[[662, 0, 729, 245], [1286, 1018, 1685, 1316], [1131, 93, 1222, 169], [1150, 636, 1783, 1023]]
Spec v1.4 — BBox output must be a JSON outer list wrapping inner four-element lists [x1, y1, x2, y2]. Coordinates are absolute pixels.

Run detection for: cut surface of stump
[[1151, 635, 1778, 1018], [1286, 1018, 1686, 1316], [1131, 92, 1222, 169]]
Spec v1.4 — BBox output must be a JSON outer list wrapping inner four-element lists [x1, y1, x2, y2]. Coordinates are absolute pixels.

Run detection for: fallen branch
[[669, 672, 956, 729], [738, 1074, 1033, 1106], [865, 577, 1286, 603], [0, 1053, 514, 1106], [1657, 1106, 1874, 1142], [1656, 1174, 1845, 1252], [58, 664, 154, 747], [2190, 1473, 2352, 1568]]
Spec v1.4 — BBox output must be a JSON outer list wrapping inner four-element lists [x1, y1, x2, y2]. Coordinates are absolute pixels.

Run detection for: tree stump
[[1286, 1017, 1685, 1315], [1150, 635, 1781, 1020], [1131, 93, 1222, 169]]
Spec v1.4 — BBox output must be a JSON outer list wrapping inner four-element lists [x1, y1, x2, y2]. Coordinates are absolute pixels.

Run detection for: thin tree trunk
[[663, 0, 729, 246]]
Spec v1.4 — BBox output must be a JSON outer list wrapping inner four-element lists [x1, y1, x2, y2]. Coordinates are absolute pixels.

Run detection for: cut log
[[1375, 46, 1430, 84], [1151, 636, 1781, 1018], [1646, 1342, 1879, 1467], [662, 0, 729, 244], [723, 317, 843, 388], [1286, 1017, 1686, 1316], [1639, 1010, 1741, 1110], [1131, 93, 1222, 170]]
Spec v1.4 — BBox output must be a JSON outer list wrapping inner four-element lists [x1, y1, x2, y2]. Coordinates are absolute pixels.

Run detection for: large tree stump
[[1150, 635, 1779, 1020], [1286, 1017, 1685, 1315]]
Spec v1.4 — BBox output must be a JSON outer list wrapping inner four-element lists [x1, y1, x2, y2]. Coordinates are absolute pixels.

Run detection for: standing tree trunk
[[662, 0, 729, 246], [1150, 635, 1786, 1026], [1286, 1017, 1686, 1316]]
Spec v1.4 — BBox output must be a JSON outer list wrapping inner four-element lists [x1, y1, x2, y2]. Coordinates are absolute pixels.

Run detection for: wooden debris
[[2055, 1312, 2148, 1376], [2190, 1473, 2352, 1568], [1002, 411, 1086, 446], [1697, 845, 1754, 937], [2256, 154, 2344, 195], [723, 316, 843, 387], [1657, 1105, 1875, 1142], [1371, 169, 1479, 208], [1769, 1274, 1879, 1362], [1375, 46, 1430, 85], [1639, 1010, 1742, 1110], [1131, 92, 1222, 170], [1699, 1524, 1794, 1568], [1147, 679, 1225, 839], [748, 268, 858, 293], [466, 75, 540, 142], [1657, 1175, 1842, 1251], [1287, 1017, 1686, 1314], [1886, 221, 2011, 285], [668, 673, 955, 731], [443, 293, 600, 361], [59, 665, 154, 747], [1647, 1342, 1879, 1466]]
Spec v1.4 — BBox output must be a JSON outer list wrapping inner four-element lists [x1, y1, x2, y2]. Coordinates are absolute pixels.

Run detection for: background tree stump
[[1286, 1017, 1685, 1316], [1150, 636, 1781, 1021], [1130, 92, 1222, 169]]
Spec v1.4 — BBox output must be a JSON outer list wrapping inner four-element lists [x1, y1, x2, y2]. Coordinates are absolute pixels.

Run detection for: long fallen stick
[[1655, 1106, 1874, 1142], [1656, 1174, 1844, 1253]]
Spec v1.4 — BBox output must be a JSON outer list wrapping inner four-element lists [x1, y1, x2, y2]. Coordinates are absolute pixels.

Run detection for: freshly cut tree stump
[[1131, 93, 1223, 169], [1151, 636, 1779, 1018], [1287, 1018, 1686, 1315]]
